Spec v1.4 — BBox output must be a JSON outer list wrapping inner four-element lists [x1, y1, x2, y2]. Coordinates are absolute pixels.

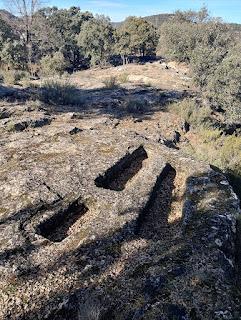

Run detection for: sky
[[1, 0, 241, 24], [48, 0, 241, 23]]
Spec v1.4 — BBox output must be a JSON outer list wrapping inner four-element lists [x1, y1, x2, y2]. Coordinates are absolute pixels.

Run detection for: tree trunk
[[121, 54, 125, 65], [26, 29, 32, 72]]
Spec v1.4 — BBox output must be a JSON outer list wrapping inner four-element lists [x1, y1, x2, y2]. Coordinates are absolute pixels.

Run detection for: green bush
[[159, 8, 238, 121], [7, 122, 15, 132], [40, 52, 68, 76], [0, 39, 26, 70], [168, 98, 211, 125], [159, 8, 231, 67], [0, 70, 28, 84], [207, 53, 241, 121], [38, 80, 81, 106], [123, 99, 145, 113], [102, 76, 118, 90]]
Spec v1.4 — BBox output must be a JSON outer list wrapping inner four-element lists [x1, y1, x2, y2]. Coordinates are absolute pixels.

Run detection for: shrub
[[26, 99, 43, 109], [159, 8, 231, 67], [159, 8, 237, 121], [40, 52, 68, 76], [118, 73, 129, 83], [7, 122, 15, 132], [123, 99, 145, 113], [38, 80, 81, 106], [145, 81, 153, 87], [170, 100, 241, 200], [0, 70, 28, 84], [207, 53, 241, 122], [102, 76, 118, 90], [198, 125, 222, 142], [168, 98, 211, 125]]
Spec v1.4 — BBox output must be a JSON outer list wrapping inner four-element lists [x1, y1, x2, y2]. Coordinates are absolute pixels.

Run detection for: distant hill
[[141, 13, 175, 28], [0, 9, 20, 22], [1, 9, 240, 33], [0, 9, 22, 31], [228, 23, 241, 32], [112, 13, 174, 30], [112, 13, 241, 32]]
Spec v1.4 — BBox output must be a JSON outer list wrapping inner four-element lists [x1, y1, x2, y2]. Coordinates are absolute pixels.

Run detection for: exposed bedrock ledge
[[181, 171, 241, 283], [0, 129, 240, 290], [0, 130, 241, 319]]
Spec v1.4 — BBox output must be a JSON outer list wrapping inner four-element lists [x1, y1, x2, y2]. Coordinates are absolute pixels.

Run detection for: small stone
[[215, 239, 222, 247], [69, 127, 82, 135]]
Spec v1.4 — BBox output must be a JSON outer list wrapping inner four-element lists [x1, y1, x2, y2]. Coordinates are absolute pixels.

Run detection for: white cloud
[[89, 1, 128, 8]]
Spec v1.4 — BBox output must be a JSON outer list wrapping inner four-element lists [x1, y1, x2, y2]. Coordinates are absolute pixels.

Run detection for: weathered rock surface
[[0, 63, 240, 320]]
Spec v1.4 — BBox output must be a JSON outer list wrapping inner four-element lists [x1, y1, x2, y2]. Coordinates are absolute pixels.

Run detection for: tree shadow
[[0, 166, 185, 320], [137, 167, 177, 241], [1, 165, 240, 319], [0, 82, 189, 121], [1, 181, 241, 320], [3, 217, 186, 320], [52, 85, 186, 120]]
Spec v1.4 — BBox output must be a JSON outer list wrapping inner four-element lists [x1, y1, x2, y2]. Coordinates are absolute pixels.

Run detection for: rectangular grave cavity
[[95, 145, 148, 191], [136, 164, 180, 240], [37, 200, 88, 242]]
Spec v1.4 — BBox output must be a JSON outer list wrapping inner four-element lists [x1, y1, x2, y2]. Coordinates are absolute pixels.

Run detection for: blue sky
[[1, 0, 241, 23]]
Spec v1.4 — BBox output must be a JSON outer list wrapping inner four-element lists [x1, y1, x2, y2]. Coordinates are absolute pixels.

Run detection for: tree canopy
[[122, 16, 158, 57], [77, 18, 116, 67], [159, 6, 239, 120]]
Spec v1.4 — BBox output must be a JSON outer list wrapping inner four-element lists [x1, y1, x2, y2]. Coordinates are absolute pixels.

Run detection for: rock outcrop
[[0, 62, 240, 319]]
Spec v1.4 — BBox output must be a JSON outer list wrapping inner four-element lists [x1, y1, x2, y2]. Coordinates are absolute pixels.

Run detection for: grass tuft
[[38, 80, 81, 106], [123, 99, 146, 113], [102, 76, 118, 90], [0, 70, 29, 85], [118, 73, 129, 83]]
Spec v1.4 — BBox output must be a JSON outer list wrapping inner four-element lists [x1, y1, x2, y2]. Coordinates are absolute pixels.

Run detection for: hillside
[[0, 61, 240, 319], [112, 13, 241, 31], [0, 9, 21, 23], [112, 13, 174, 29]]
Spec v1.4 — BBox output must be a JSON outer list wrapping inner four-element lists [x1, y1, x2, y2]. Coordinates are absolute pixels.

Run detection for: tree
[[115, 29, 131, 64], [159, 7, 239, 122], [158, 7, 232, 76], [40, 51, 68, 76], [175, 6, 210, 23], [77, 18, 116, 67], [121, 16, 158, 57], [3, 0, 42, 71], [207, 51, 241, 120], [158, 20, 197, 63], [0, 38, 25, 69], [34, 6, 93, 70], [190, 21, 232, 88], [0, 15, 26, 69]]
